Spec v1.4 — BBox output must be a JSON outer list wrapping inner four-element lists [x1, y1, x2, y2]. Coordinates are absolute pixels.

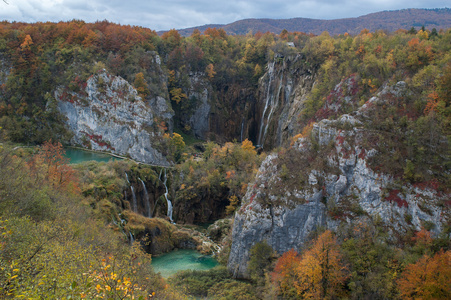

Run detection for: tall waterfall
[[257, 60, 284, 148], [139, 178, 152, 218], [257, 61, 275, 147], [240, 120, 244, 142], [125, 172, 137, 213], [159, 168, 173, 223]]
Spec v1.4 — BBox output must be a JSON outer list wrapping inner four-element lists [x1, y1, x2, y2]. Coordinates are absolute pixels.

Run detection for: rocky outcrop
[[228, 82, 450, 278], [56, 70, 174, 166]]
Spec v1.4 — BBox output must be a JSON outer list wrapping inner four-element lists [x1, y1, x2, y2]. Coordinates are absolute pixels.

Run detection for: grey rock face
[[56, 71, 173, 166], [178, 72, 211, 140], [188, 73, 210, 139], [229, 201, 327, 278], [228, 154, 328, 278], [228, 84, 450, 278]]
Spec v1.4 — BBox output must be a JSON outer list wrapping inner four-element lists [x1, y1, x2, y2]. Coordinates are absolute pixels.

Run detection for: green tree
[[248, 241, 274, 285], [168, 132, 185, 163], [341, 223, 401, 299]]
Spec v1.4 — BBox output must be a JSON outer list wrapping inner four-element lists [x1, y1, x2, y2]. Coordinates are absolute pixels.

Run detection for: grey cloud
[[0, 0, 449, 31]]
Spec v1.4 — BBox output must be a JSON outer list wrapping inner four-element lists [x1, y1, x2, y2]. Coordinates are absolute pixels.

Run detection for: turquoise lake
[[151, 249, 218, 278], [64, 148, 122, 164]]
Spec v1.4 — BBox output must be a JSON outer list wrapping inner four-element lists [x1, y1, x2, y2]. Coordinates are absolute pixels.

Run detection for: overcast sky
[[0, 0, 449, 32]]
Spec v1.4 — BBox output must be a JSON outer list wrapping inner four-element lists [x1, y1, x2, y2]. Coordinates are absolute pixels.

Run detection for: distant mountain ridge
[[162, 8, 451, 36]]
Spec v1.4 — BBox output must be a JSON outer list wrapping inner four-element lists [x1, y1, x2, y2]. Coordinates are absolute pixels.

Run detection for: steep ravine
[[179, 54, 317, 147]]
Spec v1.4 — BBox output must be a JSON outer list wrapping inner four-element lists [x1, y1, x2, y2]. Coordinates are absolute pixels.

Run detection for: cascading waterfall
[[130, 187, 137, 213], [129, 232, 134, 245], [240, 120, 244, 142], [257, 61, 276, 147], [159, 168, 173, 223], [139, 178, 152, 218], [125, 172, 137, 213]]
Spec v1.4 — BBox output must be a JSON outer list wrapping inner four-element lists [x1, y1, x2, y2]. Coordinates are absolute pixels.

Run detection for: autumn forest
[[0, 18, 450, 299]]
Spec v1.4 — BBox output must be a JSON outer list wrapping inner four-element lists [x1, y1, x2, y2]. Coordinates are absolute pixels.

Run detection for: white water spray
[[139, 178, 152, 218], [159, 168, 173, 223], [125, 172, 137, 213]]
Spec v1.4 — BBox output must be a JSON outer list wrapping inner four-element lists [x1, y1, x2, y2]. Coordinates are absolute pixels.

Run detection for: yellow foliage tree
[[134, 72, 150, 99], [205, 63, 216, 79], [170, 87, 187, 104], [254, 63, 263, 78], [225, 195, 239, 215], [417, 29, 429, 40], [241, 139, 256, 154]]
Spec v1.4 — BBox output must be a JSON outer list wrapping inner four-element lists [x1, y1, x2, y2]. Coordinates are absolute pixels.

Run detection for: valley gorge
[[0, 21, 450, 299]]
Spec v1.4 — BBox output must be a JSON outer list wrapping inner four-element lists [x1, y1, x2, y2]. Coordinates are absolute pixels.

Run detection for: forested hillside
[[173, 8, 451, 36], [0, 20, 450, 299]]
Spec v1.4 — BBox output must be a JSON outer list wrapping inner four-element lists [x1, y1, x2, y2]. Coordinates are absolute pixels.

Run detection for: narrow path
[[68, 146, 176, 168]]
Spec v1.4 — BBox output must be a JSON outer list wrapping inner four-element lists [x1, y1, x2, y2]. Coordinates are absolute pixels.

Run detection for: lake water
[[65, 148, 122, 164], [151, 249, 218, 278]]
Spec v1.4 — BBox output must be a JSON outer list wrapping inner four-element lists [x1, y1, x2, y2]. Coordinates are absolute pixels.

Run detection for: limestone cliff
[[178, 72, 211, 140], [228, 82, 450, 278], [56, 70, 174, 166]]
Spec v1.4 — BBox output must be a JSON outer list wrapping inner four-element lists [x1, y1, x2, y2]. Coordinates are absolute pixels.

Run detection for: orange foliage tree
[[295, 230, 348, 299], [272, 249, 302, 298], [31, 141, 79, 192], [398, 250, 451, 299]]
